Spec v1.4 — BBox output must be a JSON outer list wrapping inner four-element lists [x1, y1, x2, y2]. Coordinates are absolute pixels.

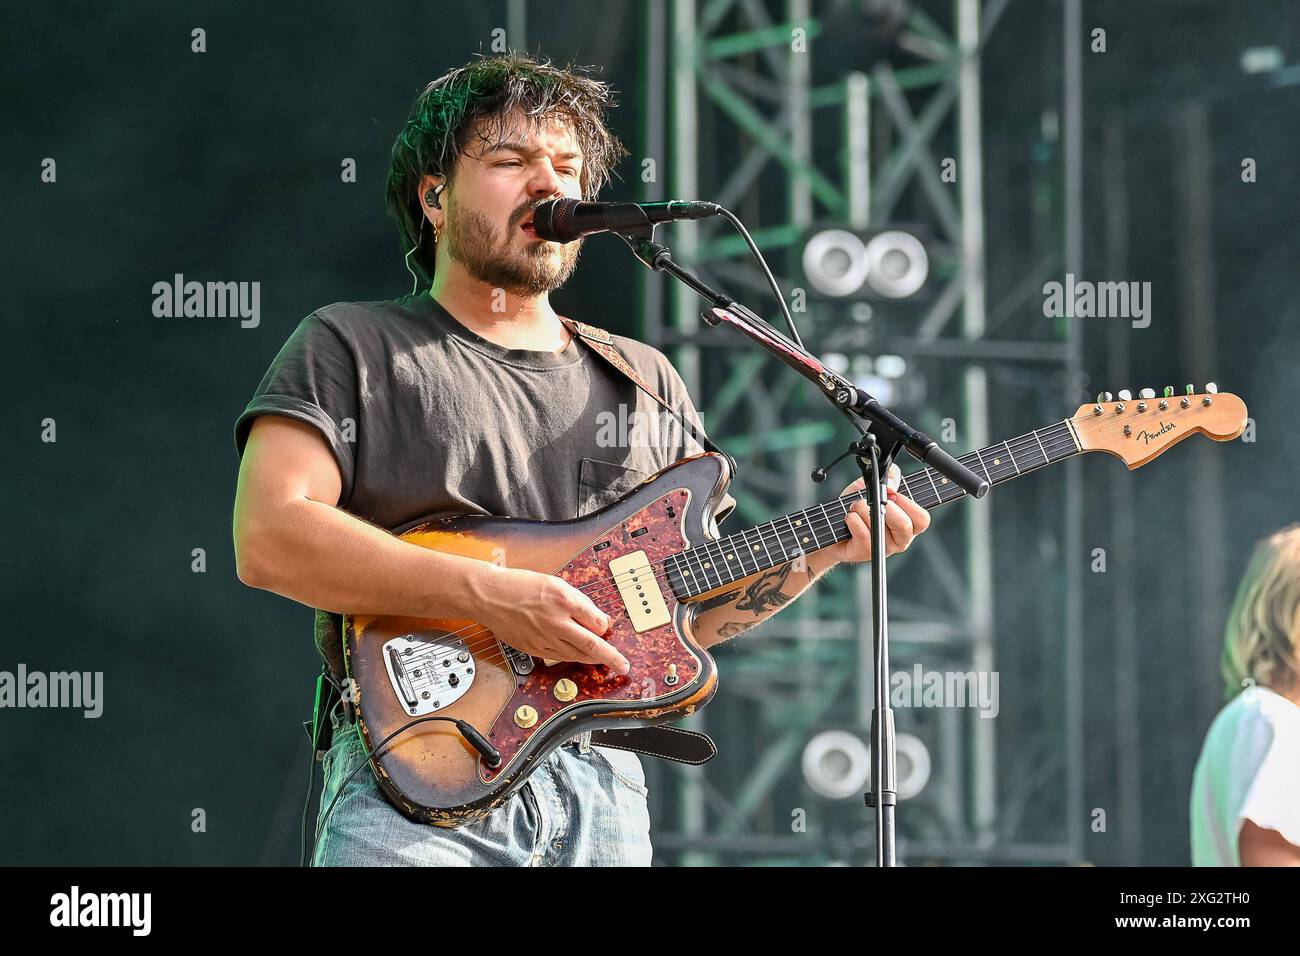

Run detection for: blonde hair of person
[[1221, 523, 1300, 700]]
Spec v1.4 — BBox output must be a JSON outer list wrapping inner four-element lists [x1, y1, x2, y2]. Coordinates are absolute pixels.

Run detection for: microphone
[[836, 385, 990, 498], [532, 199, 720, 243]]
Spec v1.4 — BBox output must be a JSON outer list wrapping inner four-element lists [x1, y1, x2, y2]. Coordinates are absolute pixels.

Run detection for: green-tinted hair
[[385, 52, 629, 286]]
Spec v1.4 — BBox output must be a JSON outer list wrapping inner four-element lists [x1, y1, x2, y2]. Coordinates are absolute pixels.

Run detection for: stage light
[[864, 230, 929, 298], [802, 729, 872, 800], [802, 229, 870, 298], [800, 729, 932, 801], [800, 227, 930, 300]]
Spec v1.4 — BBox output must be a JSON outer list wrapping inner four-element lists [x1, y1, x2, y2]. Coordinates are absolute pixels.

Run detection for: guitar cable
[[311, 202, 791, 863], [305, 688, 503, 866]]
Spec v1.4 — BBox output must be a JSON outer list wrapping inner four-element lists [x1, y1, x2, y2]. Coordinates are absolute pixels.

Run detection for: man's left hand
[[821, 464, 932, 565]]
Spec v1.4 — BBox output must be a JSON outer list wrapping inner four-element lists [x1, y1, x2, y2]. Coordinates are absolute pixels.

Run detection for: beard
[[443, 200, 583, 296]]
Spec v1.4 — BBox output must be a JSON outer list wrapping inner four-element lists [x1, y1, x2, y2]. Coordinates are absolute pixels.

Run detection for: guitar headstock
[[1072, 385, 1247, 470]]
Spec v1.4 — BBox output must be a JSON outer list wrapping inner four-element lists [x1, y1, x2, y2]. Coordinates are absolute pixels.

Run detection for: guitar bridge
[[381, 634, 477, 716]]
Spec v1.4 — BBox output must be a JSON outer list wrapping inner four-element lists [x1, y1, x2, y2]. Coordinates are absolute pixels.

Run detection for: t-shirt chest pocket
[[576, 456, 656, 518]]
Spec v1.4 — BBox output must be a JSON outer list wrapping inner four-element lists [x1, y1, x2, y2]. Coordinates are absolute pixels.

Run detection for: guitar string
[[375, 423, 1090, 675], [390, 425, 1084, 672], [397, 428, 1082, 672]]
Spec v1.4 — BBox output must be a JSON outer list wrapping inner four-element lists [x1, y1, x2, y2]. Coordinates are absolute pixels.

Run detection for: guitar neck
[[667, 419, 1081, 598]]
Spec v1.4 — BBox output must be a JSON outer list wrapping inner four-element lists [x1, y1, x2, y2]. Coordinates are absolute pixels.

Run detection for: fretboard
[[665, 420, 1080, 599]]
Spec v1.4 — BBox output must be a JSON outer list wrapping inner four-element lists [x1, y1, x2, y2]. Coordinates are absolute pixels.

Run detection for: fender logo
[[1135, 420, 1175, 445]]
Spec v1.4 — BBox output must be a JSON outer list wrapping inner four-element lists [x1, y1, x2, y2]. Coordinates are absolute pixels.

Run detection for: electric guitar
[[340, 387, 1247, 826]]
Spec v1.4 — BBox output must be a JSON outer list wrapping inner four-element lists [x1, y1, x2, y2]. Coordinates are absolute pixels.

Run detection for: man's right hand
[[473, 565, 631, 675]]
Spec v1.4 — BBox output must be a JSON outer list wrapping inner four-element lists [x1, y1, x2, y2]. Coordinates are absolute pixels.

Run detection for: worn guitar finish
[[343, 452, 733, 827], [341, 389, 1248, 827]]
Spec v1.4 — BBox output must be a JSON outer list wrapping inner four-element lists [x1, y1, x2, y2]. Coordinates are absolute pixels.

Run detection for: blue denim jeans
[[313, 708, 653, 866]]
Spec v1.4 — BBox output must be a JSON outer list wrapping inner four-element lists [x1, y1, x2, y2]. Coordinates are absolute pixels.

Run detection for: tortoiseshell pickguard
[[480, 488, 700, 782]]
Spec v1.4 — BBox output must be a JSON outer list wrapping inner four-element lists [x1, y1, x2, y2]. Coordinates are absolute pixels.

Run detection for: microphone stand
[[614, 223, 988, 866]]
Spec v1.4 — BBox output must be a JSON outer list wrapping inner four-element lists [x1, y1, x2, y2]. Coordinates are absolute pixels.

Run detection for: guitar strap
[[559, 316, 736, 470], [558, 316, 722, 767], [319, 319, 721, 769]]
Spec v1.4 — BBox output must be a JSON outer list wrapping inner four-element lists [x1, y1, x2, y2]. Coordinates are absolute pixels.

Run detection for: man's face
[[439, 114, 586, 296]]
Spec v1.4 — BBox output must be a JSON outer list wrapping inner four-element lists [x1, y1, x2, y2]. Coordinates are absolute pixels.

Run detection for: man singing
[[232, 53, 931, 866]]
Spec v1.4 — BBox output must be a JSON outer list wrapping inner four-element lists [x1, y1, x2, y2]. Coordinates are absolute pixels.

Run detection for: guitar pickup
[[607, 550, 671, 633]]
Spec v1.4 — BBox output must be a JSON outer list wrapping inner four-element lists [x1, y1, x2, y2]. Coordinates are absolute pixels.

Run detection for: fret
[[665, 555, 685, 596], [718, 540, 739, 584], [1003, 440, 1021, 475], [1032, 429, 1050, 466], [707, 542, 728, 589], [700, 542, 724, 590], [803, 506, 825, 550], [1012, 432, 1045, 470], [923, 468, 942, 507], [753, 524, 776, 567], [768, 520, 792, 563], [681, 554, 699, 595], [712, 541, 733, 587], [935, 473, 959, 504], [671, 552, 694, 596], [1043, 425, 1070, 461], [687, 420, 1085, 602], [743, 526, 767, 574], [782, 514, 806, 566], [818, 502, 841, 547], [685, 545, 712, 594], [715, 536, 741, 584], [738, 522, 764, 574]]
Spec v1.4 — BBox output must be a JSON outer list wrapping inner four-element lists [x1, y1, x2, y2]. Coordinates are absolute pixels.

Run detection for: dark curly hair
[[385, 52, 630, 287]]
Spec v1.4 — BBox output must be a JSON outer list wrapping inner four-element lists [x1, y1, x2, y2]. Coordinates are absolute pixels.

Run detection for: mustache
[[511, 200, 552, 227]]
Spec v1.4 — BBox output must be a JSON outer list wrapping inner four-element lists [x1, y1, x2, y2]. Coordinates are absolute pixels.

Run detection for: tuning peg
[[1139, 388, 1155, 399], [1163, 386, 1175, 398], [1186, 384, 1195, 395], [1118, 389, 1132, 401], [1205, 382, 1218, 394], [1096, 391, 1113, 403]]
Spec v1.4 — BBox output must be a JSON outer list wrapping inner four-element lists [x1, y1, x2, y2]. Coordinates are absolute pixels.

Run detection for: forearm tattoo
[[698, 556, 827, 643], [695, 588, 742, 613], [735, 562, 796, 614]]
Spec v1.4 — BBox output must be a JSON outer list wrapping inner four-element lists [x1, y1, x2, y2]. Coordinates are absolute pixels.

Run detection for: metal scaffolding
[[637, 0, 1085, 864]]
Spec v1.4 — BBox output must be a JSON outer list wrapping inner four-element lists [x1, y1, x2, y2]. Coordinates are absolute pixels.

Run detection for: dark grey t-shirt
[[234, 291, 734, 672]]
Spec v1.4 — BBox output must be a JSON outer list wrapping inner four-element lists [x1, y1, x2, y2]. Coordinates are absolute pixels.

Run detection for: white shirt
[[1190, 685, 1300, 865]]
